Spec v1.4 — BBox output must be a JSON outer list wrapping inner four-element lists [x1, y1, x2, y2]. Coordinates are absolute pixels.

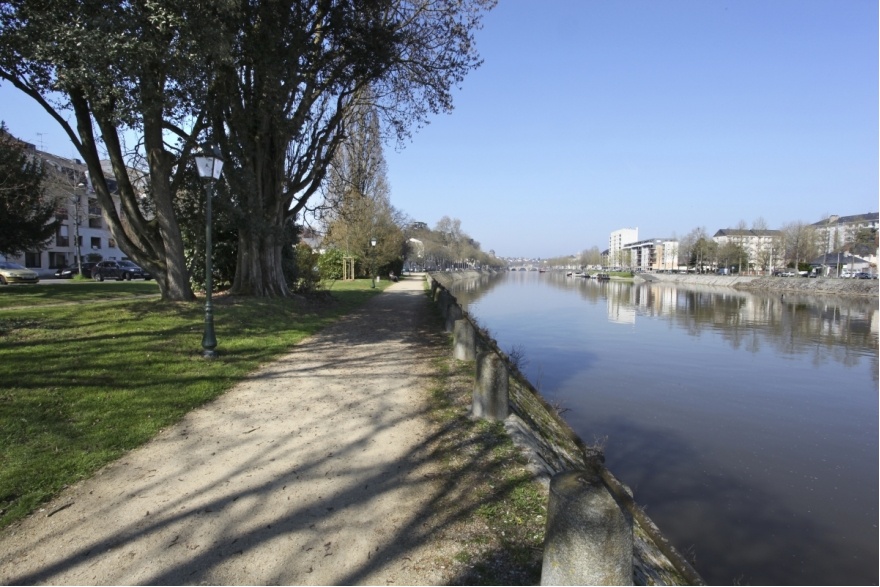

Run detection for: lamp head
[[195, 144, 224, 180]]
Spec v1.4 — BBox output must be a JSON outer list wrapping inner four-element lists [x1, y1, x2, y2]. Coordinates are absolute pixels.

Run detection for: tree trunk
[[230, 220, 290, 297]]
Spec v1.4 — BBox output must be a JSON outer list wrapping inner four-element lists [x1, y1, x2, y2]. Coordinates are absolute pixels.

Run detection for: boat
[[596, 273, 610, 281]]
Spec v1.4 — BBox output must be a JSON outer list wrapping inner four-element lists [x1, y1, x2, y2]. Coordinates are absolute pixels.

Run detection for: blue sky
[[2, 0, 877, 258]]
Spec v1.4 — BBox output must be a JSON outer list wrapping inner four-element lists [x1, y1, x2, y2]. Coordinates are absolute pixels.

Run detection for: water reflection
[[445, 271, 879, 585], [449, 272, 878, 374]]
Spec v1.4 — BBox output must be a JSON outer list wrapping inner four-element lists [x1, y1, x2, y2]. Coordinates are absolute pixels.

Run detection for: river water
[[446, 271, 878, 586]]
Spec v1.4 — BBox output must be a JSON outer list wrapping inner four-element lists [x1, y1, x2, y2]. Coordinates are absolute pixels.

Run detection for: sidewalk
[[0, 277, 455, 585]]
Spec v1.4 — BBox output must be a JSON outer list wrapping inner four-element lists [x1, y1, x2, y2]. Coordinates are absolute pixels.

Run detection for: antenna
[[35, 132, 45, 151]]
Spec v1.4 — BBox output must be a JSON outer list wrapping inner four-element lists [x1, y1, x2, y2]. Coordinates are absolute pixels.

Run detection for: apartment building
[[712, 229, 783, 273], [622, 238, 680, 271], [608, 227, 638, 268], [4, 139, 125, 275], [812, 213, 879, 254]]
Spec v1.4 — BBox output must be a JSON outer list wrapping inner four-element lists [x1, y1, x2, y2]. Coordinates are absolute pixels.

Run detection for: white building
[[712, 229, 783, 274], [5, 139, 126, 276], [812, 213, 878, 256], [622, 238, 680, 271], [608, 227, 638, 268]]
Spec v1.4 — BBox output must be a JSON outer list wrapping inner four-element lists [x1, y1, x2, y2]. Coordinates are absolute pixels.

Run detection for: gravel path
[[0, 277, 453, 585]]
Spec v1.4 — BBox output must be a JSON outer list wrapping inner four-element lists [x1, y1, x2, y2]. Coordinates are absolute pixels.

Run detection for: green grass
[[0, 281, 160, 308], [0, 279, 387, 529]]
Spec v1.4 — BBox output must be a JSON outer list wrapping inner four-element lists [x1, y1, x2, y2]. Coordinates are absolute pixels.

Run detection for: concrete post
[[445, 302, 463, 333], [453, 318, 477, 361], [472, 351, 509, 421], [437, 289, 449, 317], [541, 470, 633, 586]]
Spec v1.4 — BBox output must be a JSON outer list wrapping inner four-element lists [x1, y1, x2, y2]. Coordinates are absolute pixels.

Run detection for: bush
[[292, 243, 320, 292], [317, 248, 346, 281]]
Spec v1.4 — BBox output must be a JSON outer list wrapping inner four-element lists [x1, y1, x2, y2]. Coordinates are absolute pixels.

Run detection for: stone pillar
[[541, 470, 633, 586], [437, 289, 449, 317], [472, 351, 509, 421], [445, 302, 463, 333], [453, 319, 477, 361]]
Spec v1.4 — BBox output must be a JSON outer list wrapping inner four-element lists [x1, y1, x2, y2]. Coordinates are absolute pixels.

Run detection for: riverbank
[[428, 271, 703, 585], [638, 272, 879, 297]]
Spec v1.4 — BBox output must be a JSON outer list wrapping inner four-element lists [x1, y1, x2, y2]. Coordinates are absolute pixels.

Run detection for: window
[[108, 238, 117, 248], [24, 252, 41, 268], [49, 252, 67, 269], [90, 237, 101, 250], [56, 225, 70, 247]]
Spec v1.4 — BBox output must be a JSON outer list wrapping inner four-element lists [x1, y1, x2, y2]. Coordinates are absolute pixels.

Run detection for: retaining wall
[[639, 273, 878, 297], [427, 272, 703, 586]]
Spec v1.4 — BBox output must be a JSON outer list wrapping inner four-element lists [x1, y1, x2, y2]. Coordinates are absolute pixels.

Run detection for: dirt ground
[[0, 277, 480, 585]]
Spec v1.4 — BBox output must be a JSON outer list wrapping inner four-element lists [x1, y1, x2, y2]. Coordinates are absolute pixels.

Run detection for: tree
[[0, 124, 57, 257], [781, 221, 820, 270], [681, 227, 716, 273], [0, 0, 225, 300], [319, 101, 406, 277], [211, 0, 495, 296]]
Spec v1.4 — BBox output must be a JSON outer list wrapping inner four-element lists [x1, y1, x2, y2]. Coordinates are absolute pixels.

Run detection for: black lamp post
[[370, 237, 377, 288], [195, 146, 224, 358]]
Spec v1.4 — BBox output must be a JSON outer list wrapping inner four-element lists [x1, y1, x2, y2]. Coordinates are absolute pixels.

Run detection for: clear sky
[[2, 0, 877, 259]]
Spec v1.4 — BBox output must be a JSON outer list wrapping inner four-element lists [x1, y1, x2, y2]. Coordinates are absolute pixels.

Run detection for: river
[[445, 270, 878, 586]]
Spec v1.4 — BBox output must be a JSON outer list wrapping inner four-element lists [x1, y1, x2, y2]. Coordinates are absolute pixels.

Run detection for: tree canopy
[[0, 0, 495, 298], [0, 124, 57, 257]]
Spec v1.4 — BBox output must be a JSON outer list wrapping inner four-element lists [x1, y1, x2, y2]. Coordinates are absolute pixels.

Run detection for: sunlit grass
[[0, 278, 387, 529]]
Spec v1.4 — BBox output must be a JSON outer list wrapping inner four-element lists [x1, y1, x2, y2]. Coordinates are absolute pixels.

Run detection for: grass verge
[[422, 345, 547, 585], [0, 279, 387, 530]]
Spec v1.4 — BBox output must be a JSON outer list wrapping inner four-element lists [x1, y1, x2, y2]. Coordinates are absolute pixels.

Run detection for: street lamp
[[370, 237, 377, 288], [195, 145, 224, 358]]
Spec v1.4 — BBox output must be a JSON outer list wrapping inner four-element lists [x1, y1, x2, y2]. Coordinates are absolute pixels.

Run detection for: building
[[622, 238, 679, 271], [811, 213, 879, 255], [3, 137, 125, 276], [712, 228, 783, 274], [608, 227, 638, 268]]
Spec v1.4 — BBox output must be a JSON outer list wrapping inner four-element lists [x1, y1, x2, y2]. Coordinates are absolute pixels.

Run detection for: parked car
[[92, 260, 151, 281], [854, 272, 874, 279], [53, 262, 98, 279], [0, 261, 40, 285]]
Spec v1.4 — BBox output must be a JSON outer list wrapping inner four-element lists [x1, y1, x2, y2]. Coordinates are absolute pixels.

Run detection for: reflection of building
[[3, 136, 124, 275], [607, 295, 636, 324]]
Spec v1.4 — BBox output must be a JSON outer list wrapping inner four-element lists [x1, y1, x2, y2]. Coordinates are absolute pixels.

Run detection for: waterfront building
[[608, 227, 638, 268], [712, 228, 783, 274], [622, 238, 679, 272]]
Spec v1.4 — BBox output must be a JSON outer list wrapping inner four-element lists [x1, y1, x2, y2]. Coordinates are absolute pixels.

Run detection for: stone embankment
[[638, 273, 879, 297]]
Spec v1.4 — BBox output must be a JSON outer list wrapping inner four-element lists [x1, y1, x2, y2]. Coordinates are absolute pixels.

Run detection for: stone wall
[[427, 272, 704, 586], [640, 273, 878, 297]]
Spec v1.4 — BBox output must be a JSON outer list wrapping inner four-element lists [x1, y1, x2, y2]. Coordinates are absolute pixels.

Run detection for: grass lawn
[[0, 278, 389, 530]]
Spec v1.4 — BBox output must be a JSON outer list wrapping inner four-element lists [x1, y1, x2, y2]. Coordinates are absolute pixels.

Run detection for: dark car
[[54, 262, 98, 279], [92, 260, 151, 281]]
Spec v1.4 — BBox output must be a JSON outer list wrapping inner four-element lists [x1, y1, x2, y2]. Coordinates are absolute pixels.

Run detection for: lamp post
[[195, 146, 224, 358], [370, 236, 377, 288]]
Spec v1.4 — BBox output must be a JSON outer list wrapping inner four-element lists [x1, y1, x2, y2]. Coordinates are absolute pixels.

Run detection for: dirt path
[[0, 277, 455, 585]]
